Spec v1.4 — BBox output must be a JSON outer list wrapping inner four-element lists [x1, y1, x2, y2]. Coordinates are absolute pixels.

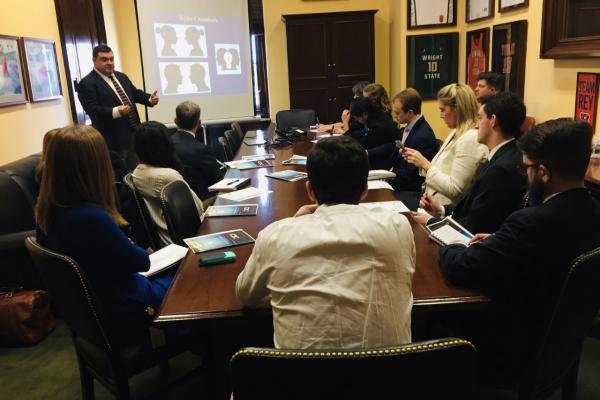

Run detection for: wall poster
[[466, 28, 490, 90], [491, 20, 528, 97], [574, 72, 599, 130]]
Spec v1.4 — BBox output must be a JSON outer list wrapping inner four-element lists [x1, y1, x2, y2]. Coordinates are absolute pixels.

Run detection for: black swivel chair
[[230, 338, 477, 400], [224, 129, 242, 155], [217, 136, 234, 162], [230, 121, 245, 142], [512, 247, 600, 400], [24, 237, 195, 400], [275, 109, 316, 130], [160, 181, 202, 246], [121, 174, 162, 250]]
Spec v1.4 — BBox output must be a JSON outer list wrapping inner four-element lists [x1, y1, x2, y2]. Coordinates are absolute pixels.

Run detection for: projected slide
[[136, 0, 254, 122]]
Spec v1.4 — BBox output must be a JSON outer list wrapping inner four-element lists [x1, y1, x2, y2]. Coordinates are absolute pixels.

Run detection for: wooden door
[[54, 0, 106, 124], [284, 10, 376, 123]]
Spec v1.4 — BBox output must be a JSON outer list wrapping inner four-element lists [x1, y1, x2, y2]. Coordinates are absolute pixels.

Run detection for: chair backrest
[[224, 129, 241, 155], [231, 338, 477, 400], [520, 246, 600, 397], [160, 180, 202, 246], [217, 136, 233, 162], [24, 237, 114, 353], [122, 173, 161, 250], [275, 109, 316, 130], [231, 121, 245, 142]]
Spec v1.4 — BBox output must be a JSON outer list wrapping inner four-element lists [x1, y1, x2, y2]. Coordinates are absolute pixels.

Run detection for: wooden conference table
[[155, 131, 487, 324]]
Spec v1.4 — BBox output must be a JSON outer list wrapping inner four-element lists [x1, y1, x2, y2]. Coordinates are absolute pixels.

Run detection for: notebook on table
[[425, 217, 474, 246]]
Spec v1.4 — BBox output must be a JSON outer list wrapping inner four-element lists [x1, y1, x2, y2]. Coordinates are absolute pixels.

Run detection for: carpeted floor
[[1, 321, 599, 399]]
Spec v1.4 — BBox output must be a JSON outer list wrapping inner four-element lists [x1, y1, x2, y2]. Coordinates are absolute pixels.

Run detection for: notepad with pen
[[424, 217, 474, 246]]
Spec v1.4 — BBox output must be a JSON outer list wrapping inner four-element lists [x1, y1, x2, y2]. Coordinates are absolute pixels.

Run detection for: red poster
[[575, 72, 599, 130]]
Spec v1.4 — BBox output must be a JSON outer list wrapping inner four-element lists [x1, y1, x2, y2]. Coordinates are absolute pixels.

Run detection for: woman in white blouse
[[132, 121, 204, 247], [402, 83, 488, 205]]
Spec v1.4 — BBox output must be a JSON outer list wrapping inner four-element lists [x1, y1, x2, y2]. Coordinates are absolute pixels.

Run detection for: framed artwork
[[408, 0, 457, 30], [574, 72, 599, 130], [491, 20, 528, 97], [499, 0, 528, 12], [407, 33, 459, 99], [0, 34, 28, 107], [467, 0, 494, 22], [20, 37, 62, 102], [465, 28, 490, 90]]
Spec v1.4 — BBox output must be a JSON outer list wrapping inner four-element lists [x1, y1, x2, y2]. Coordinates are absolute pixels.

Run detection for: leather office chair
[[512, 246, 600, 400], [160, 180, 202, 246], [224, 129, 242, 155], [275, 109, 316, 130], [122, 174, 162, 250], [230, 121, 245, 142], [24, 237, 193, 400], [230, 338, 477, 400], [217, 136, 234, 162]]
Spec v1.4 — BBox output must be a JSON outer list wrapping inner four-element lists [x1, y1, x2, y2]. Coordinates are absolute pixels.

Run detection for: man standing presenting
[[236, 136, 415, 349], [77, 45, 159, 166]]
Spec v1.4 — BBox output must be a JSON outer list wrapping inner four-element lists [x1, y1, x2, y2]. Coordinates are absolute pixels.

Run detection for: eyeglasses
[[517, 163, 541, 175]]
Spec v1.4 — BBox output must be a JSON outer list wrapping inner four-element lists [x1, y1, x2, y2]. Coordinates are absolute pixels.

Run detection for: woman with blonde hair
[[402, 83, 488, 205], [35, 125, 175, 344]]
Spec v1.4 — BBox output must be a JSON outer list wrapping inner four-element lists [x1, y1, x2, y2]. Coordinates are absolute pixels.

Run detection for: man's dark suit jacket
[[368, 116, 439, 192], [171, 130, 224, 200], [431, 140, 525, 233], [439, 188, 600, 384], [77, 70, 152, 151]]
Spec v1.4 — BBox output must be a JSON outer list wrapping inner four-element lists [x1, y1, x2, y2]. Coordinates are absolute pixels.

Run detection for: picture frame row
[[0, 34, 62, 107], [408, 0, 529, 29], [407, 20, 528, 99]]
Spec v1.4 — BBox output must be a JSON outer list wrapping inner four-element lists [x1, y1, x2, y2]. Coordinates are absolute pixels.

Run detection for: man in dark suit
[[438, 119, 600, 385], [367, 88, 439, 209], [415, 92, 527, 233], [77, 44, 159, 166], [171, 101, 224, 200]]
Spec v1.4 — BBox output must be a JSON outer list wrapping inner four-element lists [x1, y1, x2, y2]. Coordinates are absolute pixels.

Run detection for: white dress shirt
[[131, 164, 204, 247], [236, 203, 415, 349], [422, 128, 488, 205]]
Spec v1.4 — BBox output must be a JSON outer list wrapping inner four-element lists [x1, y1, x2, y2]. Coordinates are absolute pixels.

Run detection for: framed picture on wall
[[407, 33, 459, 99], [499, 0, 528, 12], [20, 37, 62, 102], [467, 0, 494, 23], [0, 34, 28, 107], [465, 28, 490, 91], [574, 72, 599, 130], [491, 20, 528, 97], [408, 0, 457, 30]]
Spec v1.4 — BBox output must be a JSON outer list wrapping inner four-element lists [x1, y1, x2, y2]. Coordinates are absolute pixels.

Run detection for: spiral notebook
[[425, 217, 474, 246]]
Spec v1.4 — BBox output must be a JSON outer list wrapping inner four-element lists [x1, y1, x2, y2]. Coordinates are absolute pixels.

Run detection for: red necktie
[[109, 75, 140, 128]]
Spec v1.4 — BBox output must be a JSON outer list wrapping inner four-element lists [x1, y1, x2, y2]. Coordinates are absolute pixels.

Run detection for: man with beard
[[438, 118, 600, 386]]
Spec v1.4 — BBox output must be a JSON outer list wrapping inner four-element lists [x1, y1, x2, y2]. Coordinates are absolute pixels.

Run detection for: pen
[[226, 179, 241, 186]]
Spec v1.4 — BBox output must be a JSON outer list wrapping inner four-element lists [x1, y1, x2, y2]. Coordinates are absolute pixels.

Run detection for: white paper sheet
[[141, 244, 188, 277]]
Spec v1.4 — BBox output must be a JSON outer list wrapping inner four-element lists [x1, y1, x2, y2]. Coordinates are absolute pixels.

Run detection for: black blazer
[[77, 70, 152, 151], [345, 111, 398, 150], [439, 188, 600, 383], [368, 116, 439, 192], [438, 140, 526, 233], [171, 130, 225, 200]]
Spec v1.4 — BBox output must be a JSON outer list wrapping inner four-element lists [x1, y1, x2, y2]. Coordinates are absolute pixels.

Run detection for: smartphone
[[198, 251, 237, 266], [395, 140, 405, 150]]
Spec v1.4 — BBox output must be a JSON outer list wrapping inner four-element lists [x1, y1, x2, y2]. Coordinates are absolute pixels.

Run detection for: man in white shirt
[[236, 136, 415, 349]]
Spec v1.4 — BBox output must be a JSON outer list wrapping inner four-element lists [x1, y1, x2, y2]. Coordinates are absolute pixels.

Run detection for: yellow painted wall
[[391, 1, 600, 139], [262, 0, 392, 119], [0, 0, 71, 165]]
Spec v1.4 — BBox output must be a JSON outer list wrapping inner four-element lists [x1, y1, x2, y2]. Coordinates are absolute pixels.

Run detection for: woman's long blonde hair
[[35, 125, 126, 232], [437, 83, 479, 137]]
